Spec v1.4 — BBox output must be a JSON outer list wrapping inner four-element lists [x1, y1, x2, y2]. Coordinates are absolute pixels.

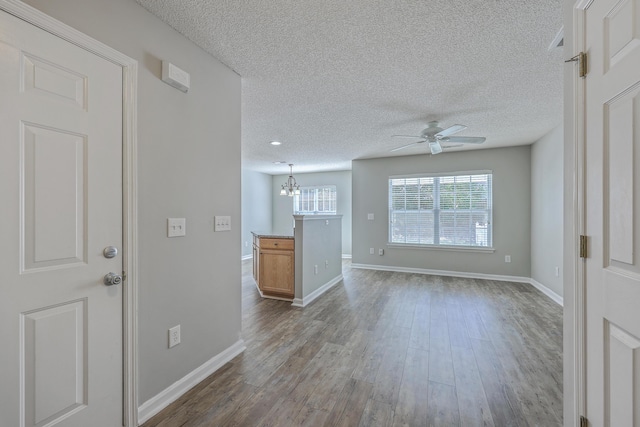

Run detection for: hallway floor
[[142, 260, 562, 426]]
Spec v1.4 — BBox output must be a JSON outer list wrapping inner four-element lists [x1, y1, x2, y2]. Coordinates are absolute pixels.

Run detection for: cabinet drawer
[[259, 238, 293, 250]]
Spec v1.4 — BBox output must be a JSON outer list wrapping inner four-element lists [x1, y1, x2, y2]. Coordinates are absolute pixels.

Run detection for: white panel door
[[585, 0, 640, 425], [0, 10, 124, 427]]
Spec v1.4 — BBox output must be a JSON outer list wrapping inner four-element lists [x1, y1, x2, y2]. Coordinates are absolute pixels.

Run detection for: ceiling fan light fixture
[[390, 121, 485, 155], [429, 142, 443, 155]]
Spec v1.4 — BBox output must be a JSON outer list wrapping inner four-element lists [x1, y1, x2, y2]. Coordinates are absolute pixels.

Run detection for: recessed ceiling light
[[270, 141, 282, 146], [273, 161, 287, 164]]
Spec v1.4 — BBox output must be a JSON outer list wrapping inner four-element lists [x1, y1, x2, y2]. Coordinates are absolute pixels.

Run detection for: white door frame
[[0, 1, 140, 426], [566, 1, 590, 426]]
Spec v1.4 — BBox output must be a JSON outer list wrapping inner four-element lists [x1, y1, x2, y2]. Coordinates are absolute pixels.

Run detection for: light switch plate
[[367, 213, 374, 220], [167, 218, 186, 237], [214, 216, 231, 232]]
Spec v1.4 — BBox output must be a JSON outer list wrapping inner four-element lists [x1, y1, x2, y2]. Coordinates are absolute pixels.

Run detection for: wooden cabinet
[[252, 234, 294, 299], [259, 249, 294, 297]]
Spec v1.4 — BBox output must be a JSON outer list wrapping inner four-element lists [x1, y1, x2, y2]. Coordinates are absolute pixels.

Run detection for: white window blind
[[389, 172, 492, 247], [294, 185, 337, 214]]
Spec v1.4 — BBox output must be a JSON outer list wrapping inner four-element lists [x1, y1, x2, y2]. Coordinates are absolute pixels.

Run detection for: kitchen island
[[251, 232, 294, 300], [252, 215, 343, 306]]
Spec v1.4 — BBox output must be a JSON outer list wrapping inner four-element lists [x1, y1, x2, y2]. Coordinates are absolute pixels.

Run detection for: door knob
[[103, 272, 123, 286], [103, 246, 118, 258]]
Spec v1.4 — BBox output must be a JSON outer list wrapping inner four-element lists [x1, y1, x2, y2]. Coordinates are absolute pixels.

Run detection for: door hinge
[[565, 51, 587, 78], [580, 415, 588, 427], [579, 235, 588, 258], [122, 271, 127, 282]]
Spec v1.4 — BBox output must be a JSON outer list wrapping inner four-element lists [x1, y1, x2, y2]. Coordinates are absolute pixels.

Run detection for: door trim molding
[[0, 1, 140, 426], [568, 1, 589, 425]]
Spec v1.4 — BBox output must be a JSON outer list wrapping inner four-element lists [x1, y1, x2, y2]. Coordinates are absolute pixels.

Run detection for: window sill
[[294, 212, 337, 215], [387, 243, 495, 253]]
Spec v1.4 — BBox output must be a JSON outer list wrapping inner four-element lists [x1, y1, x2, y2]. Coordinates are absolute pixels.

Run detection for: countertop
[[251, 231, 294, 239]]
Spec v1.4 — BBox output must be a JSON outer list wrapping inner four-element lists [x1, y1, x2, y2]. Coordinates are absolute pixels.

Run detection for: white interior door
[[0, 9, 124, 427], [584, 0, 640, 425]]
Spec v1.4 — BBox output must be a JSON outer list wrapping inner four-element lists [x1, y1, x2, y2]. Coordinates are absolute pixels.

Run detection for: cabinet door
[[259, 249, 294, 297]]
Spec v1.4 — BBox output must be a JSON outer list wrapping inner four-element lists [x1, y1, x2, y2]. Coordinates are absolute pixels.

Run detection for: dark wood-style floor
[[142, 260, 562, 426]]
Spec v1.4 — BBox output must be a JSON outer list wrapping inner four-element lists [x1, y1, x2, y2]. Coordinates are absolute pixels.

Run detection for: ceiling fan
[[391, 121, 486, 155]]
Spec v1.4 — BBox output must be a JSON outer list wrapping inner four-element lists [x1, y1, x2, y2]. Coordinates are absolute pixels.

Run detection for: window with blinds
[[389, 172, 492, 248], [294, 185, 337, 214]]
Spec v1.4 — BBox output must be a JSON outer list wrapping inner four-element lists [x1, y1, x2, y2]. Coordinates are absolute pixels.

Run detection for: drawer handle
[[274, 243, 278, 246]]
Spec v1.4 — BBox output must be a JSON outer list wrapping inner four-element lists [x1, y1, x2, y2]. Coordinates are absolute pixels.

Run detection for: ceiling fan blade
[[435, 124, 467, 138], [392, 134, 424, 139], [440, 136, 486, 144], [429, 141, 443, 155], [442, 144, 464, 149], [390, 141, 423, 152]]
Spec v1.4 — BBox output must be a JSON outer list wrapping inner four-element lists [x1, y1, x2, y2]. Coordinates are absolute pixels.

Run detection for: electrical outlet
[[169, 325, 181, 348], [245, 241, 248, 247], [505, 255, 511, 263], [367, 213, 374, 220], [379, 248, 384, 256], [369, 248, 374, 255], [325, 260, 329, 268], [555, 266, 560, 277], [314, 265, 318, 275]]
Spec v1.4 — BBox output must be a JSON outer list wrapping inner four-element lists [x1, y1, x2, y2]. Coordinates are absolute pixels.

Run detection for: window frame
[[293, 185, 337, 215], [388, 171, 494, 251]]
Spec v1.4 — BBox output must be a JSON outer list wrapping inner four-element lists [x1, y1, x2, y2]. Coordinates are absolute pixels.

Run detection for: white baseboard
[[350, 263, 563, 306], [529, 278, 563, 306], [351, 263, 531, 283], [261, 294, 294, 302], [253, 280, 293, 302], [291, 274, 343, 308], [342, 254, 352, 259], [138, 339, 246, 424]]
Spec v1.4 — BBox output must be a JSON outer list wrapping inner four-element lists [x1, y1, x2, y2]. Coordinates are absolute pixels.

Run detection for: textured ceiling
[[135, 0, 564, 174]]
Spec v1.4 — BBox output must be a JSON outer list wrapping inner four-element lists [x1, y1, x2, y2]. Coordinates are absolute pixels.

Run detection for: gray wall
[[272, 170, 352, 256], [352, 146, 532, 277], [531, 125, 563, 296], [23, 0, 242, 404], [241, 169, 272, 257], [294, 215, 343, 302]]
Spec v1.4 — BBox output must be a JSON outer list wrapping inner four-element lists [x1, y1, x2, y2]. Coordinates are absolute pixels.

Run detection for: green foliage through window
[[389, 173, 492, 247]]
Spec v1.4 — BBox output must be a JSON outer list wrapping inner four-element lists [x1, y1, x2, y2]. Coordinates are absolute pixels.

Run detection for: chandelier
[[280, 164, 301, 197]]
